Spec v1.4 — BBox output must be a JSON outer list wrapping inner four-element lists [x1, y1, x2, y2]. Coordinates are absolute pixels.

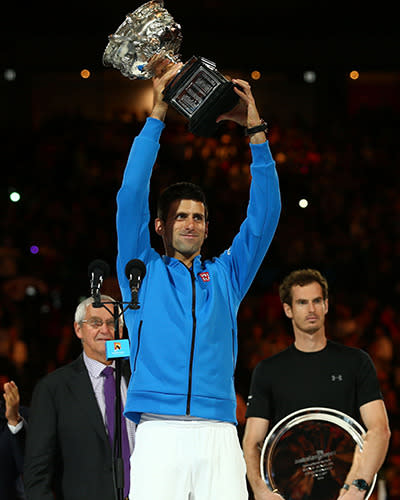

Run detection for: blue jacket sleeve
[[116, 117, 165, 294], [219, 140, 281, 300]]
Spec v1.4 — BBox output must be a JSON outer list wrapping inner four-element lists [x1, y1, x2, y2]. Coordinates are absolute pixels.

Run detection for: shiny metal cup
[[102, 1, 238, 136], [103, 1, 182, 80], [260, 407, 376, 500]]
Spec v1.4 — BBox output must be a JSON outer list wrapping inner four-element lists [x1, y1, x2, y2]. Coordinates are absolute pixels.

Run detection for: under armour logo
[[331, 375, 343, 381]]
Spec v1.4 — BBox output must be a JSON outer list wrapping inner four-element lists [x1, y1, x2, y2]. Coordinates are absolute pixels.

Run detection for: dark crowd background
[[1, 0, 400, 498]]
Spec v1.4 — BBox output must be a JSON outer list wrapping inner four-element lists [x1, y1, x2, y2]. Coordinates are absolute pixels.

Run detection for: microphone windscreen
[[125, 259, 146, 279], [88, 259, 110, 278]]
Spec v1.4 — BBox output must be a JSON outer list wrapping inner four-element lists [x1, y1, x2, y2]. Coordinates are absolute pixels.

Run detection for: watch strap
[[352, 479, 369, 492], [244, 119, 268, 136]]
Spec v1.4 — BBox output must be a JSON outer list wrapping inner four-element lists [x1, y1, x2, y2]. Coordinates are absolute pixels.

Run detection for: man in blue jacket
[[116, 64, 281, 500]]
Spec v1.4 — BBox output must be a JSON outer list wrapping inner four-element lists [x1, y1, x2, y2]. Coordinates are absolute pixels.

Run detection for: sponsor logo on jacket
[[198, 272, 210, 282]]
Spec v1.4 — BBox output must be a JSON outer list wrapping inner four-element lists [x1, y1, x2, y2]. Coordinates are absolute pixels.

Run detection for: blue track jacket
[[117, 117, 281, 424]]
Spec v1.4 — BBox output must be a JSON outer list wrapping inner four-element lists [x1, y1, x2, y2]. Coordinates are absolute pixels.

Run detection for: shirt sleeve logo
[[198, 272, 210, 282]]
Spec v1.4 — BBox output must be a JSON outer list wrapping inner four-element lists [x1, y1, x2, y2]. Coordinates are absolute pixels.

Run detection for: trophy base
[[163, 56, 239, 137]]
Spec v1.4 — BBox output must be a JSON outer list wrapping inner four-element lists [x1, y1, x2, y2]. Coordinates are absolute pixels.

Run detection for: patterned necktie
[[102, 365, 130, 498]]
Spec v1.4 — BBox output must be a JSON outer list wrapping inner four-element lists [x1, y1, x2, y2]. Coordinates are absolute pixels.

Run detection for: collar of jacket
[[162, 254, 204, 273]]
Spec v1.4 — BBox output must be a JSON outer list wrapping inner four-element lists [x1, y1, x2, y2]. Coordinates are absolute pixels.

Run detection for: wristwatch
[[352, 479, 369, 492], [244, 119, 268, 136]]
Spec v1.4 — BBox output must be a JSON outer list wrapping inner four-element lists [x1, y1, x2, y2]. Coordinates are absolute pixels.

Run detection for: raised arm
[[116, 64, 182, 286], [4, 381, 27, 474], [217, 78, 267, 145], [217, 79, 281, 297], [150, 62, 183, 122], [4, 380, 22, 427]]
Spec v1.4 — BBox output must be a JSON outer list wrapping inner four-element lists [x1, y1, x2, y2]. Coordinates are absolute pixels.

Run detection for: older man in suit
[[1, 379, 28, 500], [24, 295, 133, 500]]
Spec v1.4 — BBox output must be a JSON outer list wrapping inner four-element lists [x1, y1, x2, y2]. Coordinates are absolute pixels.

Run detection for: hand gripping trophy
[[103, 0, 239, 136]]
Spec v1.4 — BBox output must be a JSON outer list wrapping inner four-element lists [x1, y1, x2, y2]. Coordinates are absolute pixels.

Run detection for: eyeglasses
[[81, 318, 115, 330]]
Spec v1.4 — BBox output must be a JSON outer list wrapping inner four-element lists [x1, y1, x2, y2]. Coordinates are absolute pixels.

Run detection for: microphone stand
[[113, 301, 124, 500], [96, 298, 137, 500], [88, 257, 145, 500]]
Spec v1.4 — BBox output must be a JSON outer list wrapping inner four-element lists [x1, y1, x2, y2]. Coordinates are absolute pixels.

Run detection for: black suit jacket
[[0, 401, 28, 500], [23, 354, 131, 500]]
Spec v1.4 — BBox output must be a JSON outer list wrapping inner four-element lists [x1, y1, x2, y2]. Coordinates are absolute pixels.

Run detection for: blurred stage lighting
[[4, 69, 16, 81], [275, 152, 287, 164], [80, 69, 91, 79], [303, 71, 316, 83], [10, 191, 21, 202], [25, 286, 37, 296], [350, 70, 359, 80], [251, 70, 261, 80], [30, 245, 39, 255], [299, 198, 309, 208]]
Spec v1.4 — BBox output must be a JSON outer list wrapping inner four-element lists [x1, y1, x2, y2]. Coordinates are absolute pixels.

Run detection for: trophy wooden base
[[163, 56, 239, 137]]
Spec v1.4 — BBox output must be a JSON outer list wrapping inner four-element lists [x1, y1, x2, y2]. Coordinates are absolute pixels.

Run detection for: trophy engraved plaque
[[102, 1, 239, 136], [260, 407, 376, 500]]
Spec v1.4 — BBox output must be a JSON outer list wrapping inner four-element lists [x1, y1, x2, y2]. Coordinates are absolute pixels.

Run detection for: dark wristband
[[244, 119, 268, 136], [352, 479, 369, 492]]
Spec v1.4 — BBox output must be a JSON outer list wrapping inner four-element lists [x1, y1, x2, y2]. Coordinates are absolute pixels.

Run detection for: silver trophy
[[260, 407, 376, 500], [103, 1, 239, 136]]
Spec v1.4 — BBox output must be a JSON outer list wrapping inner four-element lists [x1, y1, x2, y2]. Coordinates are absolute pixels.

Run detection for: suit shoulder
[[35, 356, 85, 390]]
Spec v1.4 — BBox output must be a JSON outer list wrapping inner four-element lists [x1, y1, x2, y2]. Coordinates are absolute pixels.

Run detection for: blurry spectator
[[0, 378, 28, 500]]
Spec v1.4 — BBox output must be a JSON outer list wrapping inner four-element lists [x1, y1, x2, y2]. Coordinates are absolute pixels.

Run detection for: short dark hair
[[157, 182, 208, 221], [279, 269, 328, 306]]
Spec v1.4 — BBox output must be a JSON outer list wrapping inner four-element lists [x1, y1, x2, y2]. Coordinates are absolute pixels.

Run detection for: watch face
[[353, 479, 369, 491]]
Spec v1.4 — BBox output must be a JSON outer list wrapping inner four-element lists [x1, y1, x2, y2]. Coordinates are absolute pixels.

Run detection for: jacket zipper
[[186, 268, 197, 415], [232, 328, 235, 365], [133, 320, 143, 371]]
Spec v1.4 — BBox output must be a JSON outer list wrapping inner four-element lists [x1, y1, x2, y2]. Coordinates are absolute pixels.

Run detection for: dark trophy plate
[[163, 56, 238, 137], [260, 407, 376, 500]]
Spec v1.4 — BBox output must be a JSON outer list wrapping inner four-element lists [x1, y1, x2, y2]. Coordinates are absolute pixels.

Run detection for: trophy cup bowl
[[102, 0, 239, 136], [260, 407, 376, 500]]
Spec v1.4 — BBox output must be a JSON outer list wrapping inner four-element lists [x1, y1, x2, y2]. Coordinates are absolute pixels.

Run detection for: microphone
[[88, 259, 110, 308], [125, 259, 146, 309]]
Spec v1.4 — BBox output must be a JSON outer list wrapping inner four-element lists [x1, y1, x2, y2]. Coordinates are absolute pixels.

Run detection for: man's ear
[[204, 221, 209, 239], [283, 303, 293, 319], [155, 218, 164, 236], [74, 321, 83, 340]]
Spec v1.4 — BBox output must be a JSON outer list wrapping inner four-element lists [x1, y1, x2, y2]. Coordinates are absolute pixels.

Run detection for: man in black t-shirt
[[243, 269, 390, 500]]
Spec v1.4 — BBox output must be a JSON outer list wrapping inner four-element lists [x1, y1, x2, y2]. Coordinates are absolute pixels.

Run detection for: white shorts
[[129, 419, 248, 500]]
